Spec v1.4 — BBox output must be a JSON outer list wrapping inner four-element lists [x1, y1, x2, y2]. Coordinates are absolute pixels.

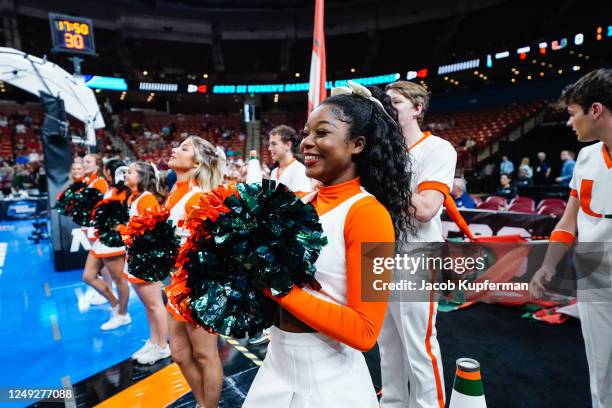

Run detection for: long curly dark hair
[[321, 87, 417, 238]]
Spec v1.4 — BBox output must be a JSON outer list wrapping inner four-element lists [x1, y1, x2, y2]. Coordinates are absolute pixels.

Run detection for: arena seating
[[473, 193, 568, 218], [0, 97, 548, 169], [117, 111, 246, 164], [424, 100, 548, 169]]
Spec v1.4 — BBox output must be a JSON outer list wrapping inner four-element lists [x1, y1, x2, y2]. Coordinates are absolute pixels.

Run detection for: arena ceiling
[[16, 0, 510, 41]]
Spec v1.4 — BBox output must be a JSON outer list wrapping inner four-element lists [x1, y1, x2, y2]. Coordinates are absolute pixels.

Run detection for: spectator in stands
[[499, 155, 514, 175], [15, 123, 26, 134], [533, 152, 551, 185], [23, 111, 32, 126], [0, 114, 7, 128], [28, 150, 41, 164], [518, 157, 533, 179], [555, 150, 576, 186], [32, 162, 46, 193], [15, 138, 25, 151], [0, 160, 14, 195], [165, 168, 176, 191], [465, 137, 476, 150], [12, 164, 34, 192], [515, 167, 534, 188], [451, 178, 475, 208], [497, 173, 517, 200], [157, 157, 169, 171]]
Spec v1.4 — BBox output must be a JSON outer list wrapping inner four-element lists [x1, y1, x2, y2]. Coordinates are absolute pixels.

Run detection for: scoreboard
[[49, 13, 96, 56]]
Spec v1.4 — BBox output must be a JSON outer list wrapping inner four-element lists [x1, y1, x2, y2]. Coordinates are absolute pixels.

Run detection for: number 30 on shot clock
[[49, 13, 96, 56]]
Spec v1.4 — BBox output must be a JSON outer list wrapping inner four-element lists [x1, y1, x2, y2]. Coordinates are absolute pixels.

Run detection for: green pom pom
[[71, 188, 104, 226], [127, 220, 180, 282], [93, 200, 129, 247], [55, 181, 86, 216], [184, 182, 327, 337]]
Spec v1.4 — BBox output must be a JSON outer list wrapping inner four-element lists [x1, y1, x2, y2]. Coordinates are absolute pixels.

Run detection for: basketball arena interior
[[0, 1, 611, 407]]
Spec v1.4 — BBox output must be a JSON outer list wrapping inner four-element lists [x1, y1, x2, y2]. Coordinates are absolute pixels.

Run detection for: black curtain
[[40, 91, 88, 270]]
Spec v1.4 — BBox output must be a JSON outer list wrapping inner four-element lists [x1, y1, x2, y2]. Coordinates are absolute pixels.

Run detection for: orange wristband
[[549, 229, 576, 243]]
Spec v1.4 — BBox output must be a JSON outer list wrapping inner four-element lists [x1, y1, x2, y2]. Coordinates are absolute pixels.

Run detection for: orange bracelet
[[549, 229, 576, 243]]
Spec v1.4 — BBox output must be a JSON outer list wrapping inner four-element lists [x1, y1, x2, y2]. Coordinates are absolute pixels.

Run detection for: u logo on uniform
[[579, 179, 612, 219]]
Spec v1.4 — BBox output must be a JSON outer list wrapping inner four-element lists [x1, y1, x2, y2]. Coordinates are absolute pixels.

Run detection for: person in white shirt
[[379, 80, 457, 408], [268, 125, 312, 193], [531, 69, 612, 408]]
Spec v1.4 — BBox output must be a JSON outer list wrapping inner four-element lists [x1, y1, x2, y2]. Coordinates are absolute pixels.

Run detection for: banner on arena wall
[[441, 208, 558, 240], [0, 198, 46, 220], [40, 92, 89, 271], [6, 200, 37, 218]]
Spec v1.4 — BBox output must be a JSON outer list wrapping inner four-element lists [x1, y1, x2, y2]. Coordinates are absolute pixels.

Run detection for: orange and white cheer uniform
[[163, 179, 203, 320], [243, 177, 395, 408], [123, 191, 160, 284]]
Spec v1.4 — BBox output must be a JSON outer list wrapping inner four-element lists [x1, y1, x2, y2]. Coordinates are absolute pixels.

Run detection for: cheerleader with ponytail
[[164, 136, 225, 408], [243, 82, 414, 407], [82, 155, 132, 331], [119, 161, 171, 364]]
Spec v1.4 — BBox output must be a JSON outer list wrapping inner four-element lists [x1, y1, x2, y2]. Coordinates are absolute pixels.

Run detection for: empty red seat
[[510, 197, 535, 211], [508, 203, 536, 213], [477, 201, 504, 211], [485, 195, 508, 207], [537, 205, 565, 217], [537, 198, 566, 210]]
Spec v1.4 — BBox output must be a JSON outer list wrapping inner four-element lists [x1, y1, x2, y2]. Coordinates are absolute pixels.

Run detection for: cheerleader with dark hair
[[82, 156, 132, 330], [243, 81, 415, 407]]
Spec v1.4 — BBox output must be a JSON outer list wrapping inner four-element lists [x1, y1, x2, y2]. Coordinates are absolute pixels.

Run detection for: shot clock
[[49, 13, 96, 56]]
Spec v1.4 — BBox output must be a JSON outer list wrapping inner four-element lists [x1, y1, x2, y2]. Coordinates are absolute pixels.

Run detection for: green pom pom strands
[[92, 200, 129, 247], [183, 181, 327, 338], [54, 181, 87, 216], [71, 187, 104, 227], [126, 218, 180, 282]]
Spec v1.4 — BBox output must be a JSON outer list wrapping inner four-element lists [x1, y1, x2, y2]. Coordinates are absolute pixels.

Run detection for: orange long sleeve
[[271, 195, 395, 351], [91, 178, 109, 195], [136, 193, 160, 214]]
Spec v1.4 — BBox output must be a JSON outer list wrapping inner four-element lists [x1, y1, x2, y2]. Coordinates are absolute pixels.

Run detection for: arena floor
[[0, 219, 590, 408]]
